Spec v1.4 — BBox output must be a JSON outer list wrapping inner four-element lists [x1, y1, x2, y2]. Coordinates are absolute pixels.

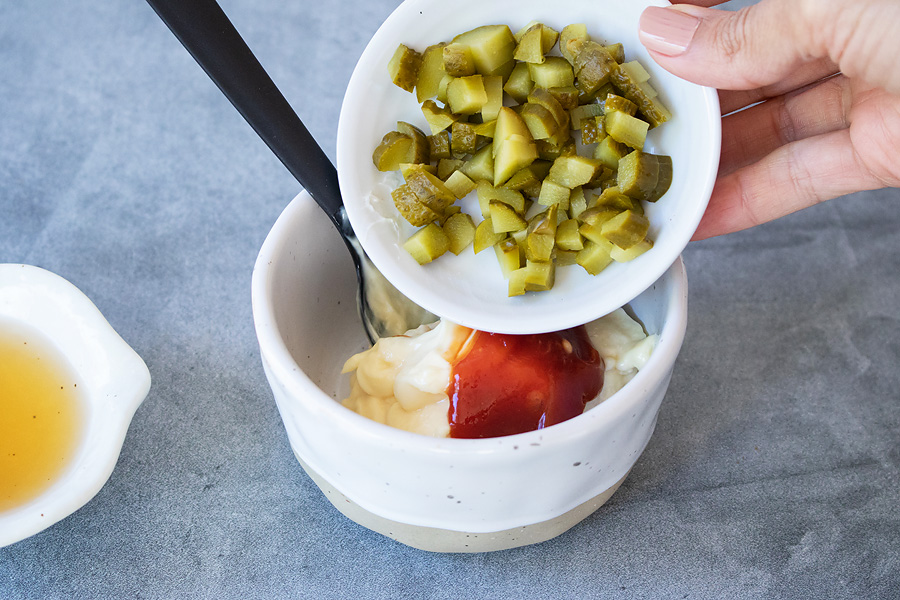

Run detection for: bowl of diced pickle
[[337, 0, 720, 334]]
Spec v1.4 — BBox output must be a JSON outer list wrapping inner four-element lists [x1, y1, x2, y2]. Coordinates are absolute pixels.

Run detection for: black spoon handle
[[145, 0, 345, 230]]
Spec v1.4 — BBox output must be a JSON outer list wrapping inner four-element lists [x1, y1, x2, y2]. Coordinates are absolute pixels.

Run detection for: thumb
[[638, 0, 900, 94]]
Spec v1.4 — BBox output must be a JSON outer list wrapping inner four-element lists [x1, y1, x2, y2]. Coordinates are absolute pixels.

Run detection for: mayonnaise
[[342, 309, 657, 437]]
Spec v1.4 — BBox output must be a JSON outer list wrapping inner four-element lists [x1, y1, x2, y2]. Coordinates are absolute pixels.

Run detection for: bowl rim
[[0, 264, 151, 548], [335, 0, 717, 334], [252, 191, 687, 456]]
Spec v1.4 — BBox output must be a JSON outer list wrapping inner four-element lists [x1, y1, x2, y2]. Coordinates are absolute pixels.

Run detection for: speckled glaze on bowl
[[336, 0, 718, 334], [0, 264, 151, 548], [251, 192, 687, 552]]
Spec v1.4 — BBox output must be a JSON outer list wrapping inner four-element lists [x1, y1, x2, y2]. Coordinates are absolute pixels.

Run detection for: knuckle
[[714, 7, 753, 62]]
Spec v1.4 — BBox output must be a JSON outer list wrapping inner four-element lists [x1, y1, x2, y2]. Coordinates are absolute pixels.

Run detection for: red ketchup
[[447, 326, 603, 439]]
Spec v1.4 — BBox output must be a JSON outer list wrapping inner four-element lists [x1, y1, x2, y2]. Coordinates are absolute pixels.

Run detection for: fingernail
[[639, 7, 701, 56]]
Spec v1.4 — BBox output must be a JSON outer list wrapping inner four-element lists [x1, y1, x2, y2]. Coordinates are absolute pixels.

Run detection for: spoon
[[145, 0, 434, 343]]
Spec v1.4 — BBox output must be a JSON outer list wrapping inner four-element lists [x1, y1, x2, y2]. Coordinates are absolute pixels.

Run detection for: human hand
[[638, 0, 900, 240]]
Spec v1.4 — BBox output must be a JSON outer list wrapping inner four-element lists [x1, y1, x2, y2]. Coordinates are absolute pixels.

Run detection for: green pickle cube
[[473, 218, 506, 253], [576, 239, 615, 275], [600, 209, 650, 250], [404, 223, 450, 264], [388, 44, 422, 93], [489, 201, 527, 233], [443, 212, 476, 255]]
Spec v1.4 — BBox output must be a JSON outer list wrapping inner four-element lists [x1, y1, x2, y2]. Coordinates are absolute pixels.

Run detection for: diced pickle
[[513, 21, 540, 43], [492, 106, 532, 156], [605, 110, 649, 150], [473, 217, 505, 253], [388, 44, 422, 93], [494, 237, 523, 278], [396, 121, 430, 164], [444, 169, 476, 199], [581, 116, 605, 145], [437, 158, 464, 180], [547, 86, 580, 110], [447, 75, 488, 115], [618, 61, 651, 84], [520, 103, 559, 140], [537, 24, 560, 54], [460, 144, 494, 183], [593, 186, 643, 213], [440, 204, 462, 224], [576, 239, 614, 275], [617, 151, 671, 202], [579, 221, 614, 245], [514, 25, 547, 64], [559, 24, 589, 64], [600, 209, 649, 250], [493, 109, 538, 186], [372, 131, 413, 172], [538, 178, 570, 208], [399, 162, 436, 179], [654, 155, 674, 202], [610, 65, 671, 127], [452, 25, 516, 76], [571, 41, 617, 95], [528, 57, 574, 89], [392, 184, 440, 226], [571, 103, 604, 129], [481, 76, 504, 121], [527, 88, 569, 132], [554, 249, 579, 266], [503, 164, 545, 198], [568, 186, 588, 218], [477, 181, 526, 216], [525, 205, 557, 262], [473, 119, 497, 139], [603, 43, 625, 64], [548, 155, 602, 189], [427, 130, 451, 160], [604, 93, 637, 116], [503, 62, 534, 103], [416, 43, 448, 103], [524, 259, 555, 291], [436, 73, 455, 104], [579, 206, 620, 228], [587, 165, 616, 189], [443, 43, 476, 77], [443, 212, 476, 255], [450, 121, 479, 155], [556, 218, 584, 251], [405, 168, 456, 213], [508, 267, 528, 296], [593, 135, 630, 170], [611, 238, 653, 262], [421, 99, 459, 135], [404, 223, 450, 264], [494, 133, 538, 186], [489, 201, 527, 233]]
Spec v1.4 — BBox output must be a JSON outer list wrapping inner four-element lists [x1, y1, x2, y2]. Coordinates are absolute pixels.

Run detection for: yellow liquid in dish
[[0, 322, 84, 512]]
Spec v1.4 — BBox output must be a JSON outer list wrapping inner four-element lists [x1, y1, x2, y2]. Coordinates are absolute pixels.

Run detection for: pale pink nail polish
[[639, 6, 701, 56]]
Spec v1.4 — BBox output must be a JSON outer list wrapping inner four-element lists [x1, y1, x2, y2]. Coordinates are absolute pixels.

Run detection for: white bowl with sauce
[[0, 264, 151, 548], [252, 192, 687, 552]]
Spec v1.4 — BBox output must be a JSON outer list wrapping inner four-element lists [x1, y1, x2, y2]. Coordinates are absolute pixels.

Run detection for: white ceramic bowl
[[252, 192, 687, 552], [337, 0, 718, 334], [0, 264, 151, 548]]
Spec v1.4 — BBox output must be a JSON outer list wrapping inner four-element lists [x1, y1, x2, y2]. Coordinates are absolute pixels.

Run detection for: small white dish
[[337, 0, 719, 334], [0, 264, 151, 548], [253, 192, 687, 552]]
